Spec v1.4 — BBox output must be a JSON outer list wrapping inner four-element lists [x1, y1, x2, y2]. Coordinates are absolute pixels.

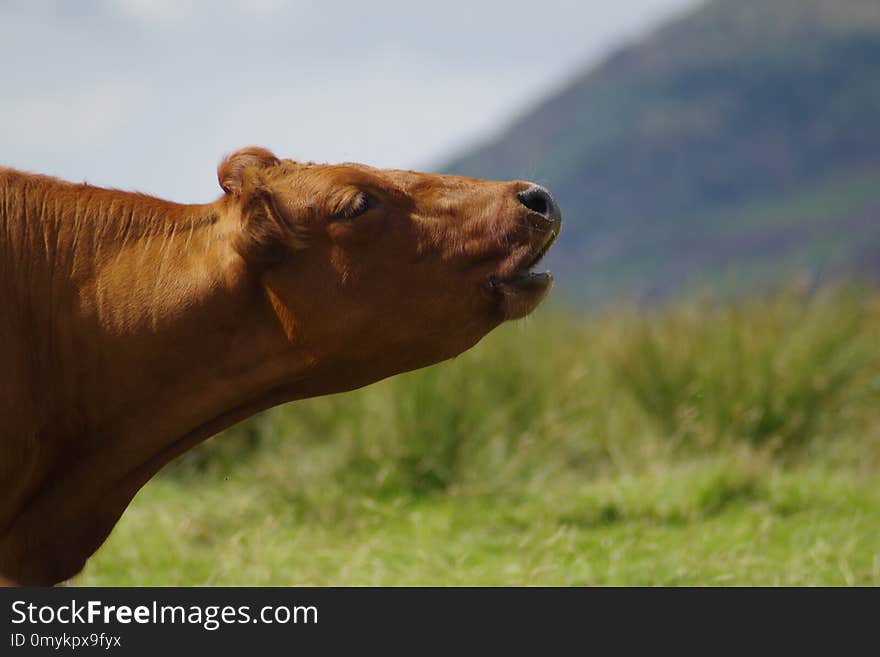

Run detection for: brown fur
[[0, 147, 560, 585]]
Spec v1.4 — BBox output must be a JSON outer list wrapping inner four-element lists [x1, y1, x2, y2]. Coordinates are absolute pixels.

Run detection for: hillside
[[443, 0, 880, 303]]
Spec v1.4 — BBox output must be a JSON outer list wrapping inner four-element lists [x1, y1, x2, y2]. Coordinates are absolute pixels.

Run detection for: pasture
[[77, 289, 880, 585]]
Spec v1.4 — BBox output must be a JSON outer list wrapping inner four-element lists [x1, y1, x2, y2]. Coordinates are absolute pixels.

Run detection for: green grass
[[76, 288, 880, 586], [77, 460, 880, 586]]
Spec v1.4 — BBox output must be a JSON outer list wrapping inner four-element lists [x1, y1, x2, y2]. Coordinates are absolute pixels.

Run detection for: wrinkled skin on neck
[[0, 147, 560, 584]]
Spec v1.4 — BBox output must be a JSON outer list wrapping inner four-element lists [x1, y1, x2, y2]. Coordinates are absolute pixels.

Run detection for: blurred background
[[3, 0, 879, 584]]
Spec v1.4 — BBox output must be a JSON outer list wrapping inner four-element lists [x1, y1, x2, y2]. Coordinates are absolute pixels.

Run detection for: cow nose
[[517, 185, 561, 226]]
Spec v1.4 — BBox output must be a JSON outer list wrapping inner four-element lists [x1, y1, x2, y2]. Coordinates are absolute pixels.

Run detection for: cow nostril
[[520, 191, 548, 216], [517, 185, 558, 222]]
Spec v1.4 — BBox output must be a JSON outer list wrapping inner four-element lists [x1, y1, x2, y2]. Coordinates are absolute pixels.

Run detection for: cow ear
[[221, 149, 306, 265], [218, 146, 279, 195]]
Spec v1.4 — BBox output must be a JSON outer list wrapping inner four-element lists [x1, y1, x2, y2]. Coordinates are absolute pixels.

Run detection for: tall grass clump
[[613, 287, 878, 448]]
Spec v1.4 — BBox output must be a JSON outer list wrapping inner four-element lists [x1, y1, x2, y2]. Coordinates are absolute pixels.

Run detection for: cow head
[[218, 146, 562, 391]]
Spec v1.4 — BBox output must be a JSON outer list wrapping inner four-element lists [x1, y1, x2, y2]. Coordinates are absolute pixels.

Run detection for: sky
[[0, 0, 700, 203]]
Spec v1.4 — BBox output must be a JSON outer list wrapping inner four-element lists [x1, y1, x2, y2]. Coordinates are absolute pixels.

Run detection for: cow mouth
[[488, 223, 560, 319], [490, 223, 559, 290]]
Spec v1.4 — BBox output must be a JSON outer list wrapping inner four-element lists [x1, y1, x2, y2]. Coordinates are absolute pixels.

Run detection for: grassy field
[[76, 288, 880, 585]]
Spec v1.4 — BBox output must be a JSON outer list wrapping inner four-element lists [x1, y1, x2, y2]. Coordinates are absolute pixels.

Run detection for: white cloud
[[109, 0, 294, 26], [109, 0, 199, 26]]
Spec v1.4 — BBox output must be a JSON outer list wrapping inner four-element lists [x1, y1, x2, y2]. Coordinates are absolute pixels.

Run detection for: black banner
[[1, 587, 873, 654]]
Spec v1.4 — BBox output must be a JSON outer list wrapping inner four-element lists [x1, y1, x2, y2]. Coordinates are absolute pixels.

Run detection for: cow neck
[[0, 181, 313, 584]]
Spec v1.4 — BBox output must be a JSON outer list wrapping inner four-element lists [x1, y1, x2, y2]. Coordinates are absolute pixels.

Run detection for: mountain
[[443, 0, 880, 303]]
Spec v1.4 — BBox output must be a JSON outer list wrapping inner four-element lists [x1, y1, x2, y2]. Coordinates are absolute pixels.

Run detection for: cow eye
[[333, 192, 377, 220]]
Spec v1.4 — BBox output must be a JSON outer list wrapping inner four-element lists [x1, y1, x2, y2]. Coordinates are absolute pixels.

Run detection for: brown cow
[[0, 147, 561, 585]]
